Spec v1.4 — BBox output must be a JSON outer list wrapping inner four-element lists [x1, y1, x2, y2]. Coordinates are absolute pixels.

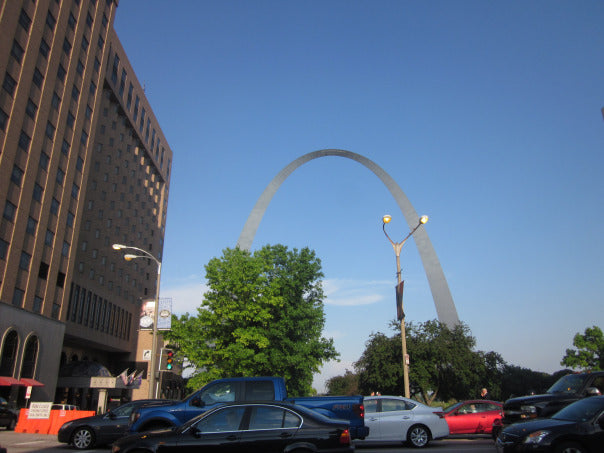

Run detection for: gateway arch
[[237, 149, 460, 328]]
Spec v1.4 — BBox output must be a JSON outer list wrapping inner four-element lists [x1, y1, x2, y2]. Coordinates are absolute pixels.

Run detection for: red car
[[441, 400, 503, 435]]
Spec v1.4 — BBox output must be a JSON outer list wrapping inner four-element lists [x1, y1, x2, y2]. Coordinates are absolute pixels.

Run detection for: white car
[[355, 395, 449, 448]]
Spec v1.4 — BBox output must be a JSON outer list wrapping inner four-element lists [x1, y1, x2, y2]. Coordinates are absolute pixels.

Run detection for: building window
[[26, 217, 37, 235], [11, 165, 23, 186], [80, 130, 88, 145], [62, 241, 70, 257], [3, 73, 17, 96], [50, 197, 60, 215], [71, 85, 80, 101], [62, 38, 72, 56], [71, 183, 79, 199], [40, 39, 50, 58], [18, 131, 31, 151], [76, 156, 84, 171], [11, 40, 25, 63], [19, 9, 32, 32], [67, 111, 75, 128], [33, 296, 43, 313], [94, 57, 101, 73], [45, 121, 55, 140], [12, 288, 24, 307], [57, 64, 66, 82], [52, 92, 61, 109], [97, 35, 104, 50], [0, 238, 8, 260], [0, 108, 8, 131], [33, 183, 43, 202], [3, 200, 16, 222], [89, 80, 96, 95], [85, 105, 92, 119], [56, 169, 65, 185], [33, 68, 44, 88], [39, 151, 49, 170], [46, 11, 56, 31], [26, 99, 37, 119], [19, 251, 31, 270], [76, 60, 84, 76], [61, 139, 70, 156], [45, 229, 54, 246], [68, 12, 77, 29], [86, 12, 93, 28], [67, 211, 75, 227]]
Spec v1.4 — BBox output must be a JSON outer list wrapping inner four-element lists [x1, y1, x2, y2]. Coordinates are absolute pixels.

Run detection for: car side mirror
[[586, 387, 601, 396], [191, 397, 204, 407]]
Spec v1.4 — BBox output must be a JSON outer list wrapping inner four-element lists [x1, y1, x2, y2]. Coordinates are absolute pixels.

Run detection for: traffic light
[[160, 348, 174, 371]]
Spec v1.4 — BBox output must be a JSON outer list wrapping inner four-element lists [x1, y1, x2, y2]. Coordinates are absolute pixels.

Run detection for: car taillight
[[339, 429, 351, 445], [433, 411, 444, 418], [353, 404, 364, 419]]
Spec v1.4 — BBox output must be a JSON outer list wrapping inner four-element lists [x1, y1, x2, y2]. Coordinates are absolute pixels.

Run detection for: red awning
[[0, 376, 20, 386], [19, 378, 44, 387]]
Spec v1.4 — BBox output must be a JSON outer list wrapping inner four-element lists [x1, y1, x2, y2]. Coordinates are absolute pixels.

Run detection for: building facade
[[0, 0, 173, 410]]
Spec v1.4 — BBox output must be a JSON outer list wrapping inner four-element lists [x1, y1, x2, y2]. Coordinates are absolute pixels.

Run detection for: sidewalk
[[0, 430, 63, 452]]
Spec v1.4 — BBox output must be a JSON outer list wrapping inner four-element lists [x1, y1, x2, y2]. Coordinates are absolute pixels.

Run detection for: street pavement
[[0, 429, 497, 452]]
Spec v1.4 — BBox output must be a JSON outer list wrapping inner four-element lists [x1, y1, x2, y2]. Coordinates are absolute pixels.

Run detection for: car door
[[238, 405, 301, 452], [173, 406, 246, 453], [95, 402, 137, 443], [361, 398, 381, 440], [375, 398, 415, 441], [476, 402, 502, 433], [183, 381, 241, 423], [447, 402, 481, 434]]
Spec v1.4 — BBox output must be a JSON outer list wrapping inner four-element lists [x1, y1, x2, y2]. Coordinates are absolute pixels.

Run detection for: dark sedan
[[58, 399, 161, 449], [0, 397, 18, 431], [495, 395, 604, 452], [111, 401, 353, 453]]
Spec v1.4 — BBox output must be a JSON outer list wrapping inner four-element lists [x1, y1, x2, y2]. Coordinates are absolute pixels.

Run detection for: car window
[[364, 399, 378, 413], [248, 406, 301, 430], [381, 399, 409, 412], [199, 382, 237, 405], [196, 406, 245, 433], [590, 376, 604, 394], [245, 381, 275, 400], [458, 404, 477, 414], [111, 402, 136, 417]]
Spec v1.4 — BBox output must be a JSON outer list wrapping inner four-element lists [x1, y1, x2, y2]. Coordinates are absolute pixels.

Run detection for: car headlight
[[520, 405, 537, 418], [523, 430, 550, 444]]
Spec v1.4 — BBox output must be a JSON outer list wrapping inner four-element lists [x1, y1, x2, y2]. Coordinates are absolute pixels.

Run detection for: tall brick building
[[0, 0, 173, 409]]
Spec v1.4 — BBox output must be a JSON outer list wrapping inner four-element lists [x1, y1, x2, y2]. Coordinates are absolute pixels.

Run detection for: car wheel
[[407, 424, 430, 448], [554, 442, 587, 453], [72, 427, 95, 450]]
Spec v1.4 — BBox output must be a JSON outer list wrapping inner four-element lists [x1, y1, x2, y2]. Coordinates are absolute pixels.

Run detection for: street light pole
[[382, 214, 428, 399], [112, 244, 162, 399]]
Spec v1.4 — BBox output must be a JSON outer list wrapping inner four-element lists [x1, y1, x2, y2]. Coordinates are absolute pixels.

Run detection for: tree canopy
[[164, 245, 338, 396], [561, 326, 604, 371]]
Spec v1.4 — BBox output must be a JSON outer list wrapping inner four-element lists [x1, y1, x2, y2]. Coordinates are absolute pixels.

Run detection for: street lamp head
[[124, 254, 138, 261], [382, 215, 392, 224], [112, 243, 125, 250], [420, 215, 429, 225]]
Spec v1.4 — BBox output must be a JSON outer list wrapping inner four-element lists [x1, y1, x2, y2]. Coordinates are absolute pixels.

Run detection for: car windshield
[[552, 398, 604, 422], [547, 374, 588, 394]]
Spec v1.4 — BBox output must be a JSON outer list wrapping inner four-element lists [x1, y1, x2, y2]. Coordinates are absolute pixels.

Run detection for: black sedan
[[111, 401, 354, 453], [0, 397, 18, 430], [495, 395, 604, 452], [58, 399, 161, 449]]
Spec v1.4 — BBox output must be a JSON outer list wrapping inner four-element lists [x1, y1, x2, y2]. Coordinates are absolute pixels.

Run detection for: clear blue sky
[[114, 1, 604, 392]]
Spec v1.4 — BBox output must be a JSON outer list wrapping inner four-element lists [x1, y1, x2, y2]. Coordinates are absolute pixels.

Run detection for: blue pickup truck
[[129, 376, 369, 439]]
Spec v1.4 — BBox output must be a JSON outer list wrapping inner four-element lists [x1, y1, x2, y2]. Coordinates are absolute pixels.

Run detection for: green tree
[[164, 245, 338, 396], [355, 331, 402, 396], [561, 326, 604, 371], [325, 370, 359, 395]]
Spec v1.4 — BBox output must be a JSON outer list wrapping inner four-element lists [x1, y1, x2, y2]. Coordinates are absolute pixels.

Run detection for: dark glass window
[[33, 183, 43, 202], [50, 198, 60, 215], [86, 12, 93, 27], [39, 262, 49, 279], [26, 217, 37, 235], [67, 112, 75, 128], [46, 11, 56, 30], [85, 105, 92, 119], [102, 13, 108, 28], [12, 288, 25, 307], [0, 238, 8, 260], [71, 183, 79, 199], [61, 139, 70, 155], [3, 201, 16, 222], [44, 229, 54, 246], [62, 241, 70, 257], [76, 156, 84, 171], [18, 131, 31, 151], [97, 35, 104, 50], [68, 12, 77, 29], [0, 108, 7, 131], [81, 36, 89, 52], [39, 151, 50, 170], [81, 130, 88, 145], [94, 57, 101, 73], [11, 40, 24, 63], [33, 297, 43, 313], [89, 80, 96, 95], [19, 9, 32, 32], [32, 68, 44, 88], [51, 92, 61, 109], [71, 85, 80, 101], [56, 168, 65, 185], [40, 39, 50, 58], [19, 251, 31, 270], [67, 211, 75, 227], [57, 64, 66, 82], [45, 121, 55, 140], [3, 73, 17, 96], [26, 99, 37, 119], [62, 38, 72, 56], [76, 60, 85, 75], [11, 165, 23, 186]]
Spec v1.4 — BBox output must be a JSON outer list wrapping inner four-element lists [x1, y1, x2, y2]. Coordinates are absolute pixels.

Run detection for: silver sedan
[[355, 395, 449, 448]]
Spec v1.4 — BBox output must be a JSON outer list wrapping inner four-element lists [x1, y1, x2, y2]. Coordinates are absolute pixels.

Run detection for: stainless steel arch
[[237, 149, 460, 327]]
